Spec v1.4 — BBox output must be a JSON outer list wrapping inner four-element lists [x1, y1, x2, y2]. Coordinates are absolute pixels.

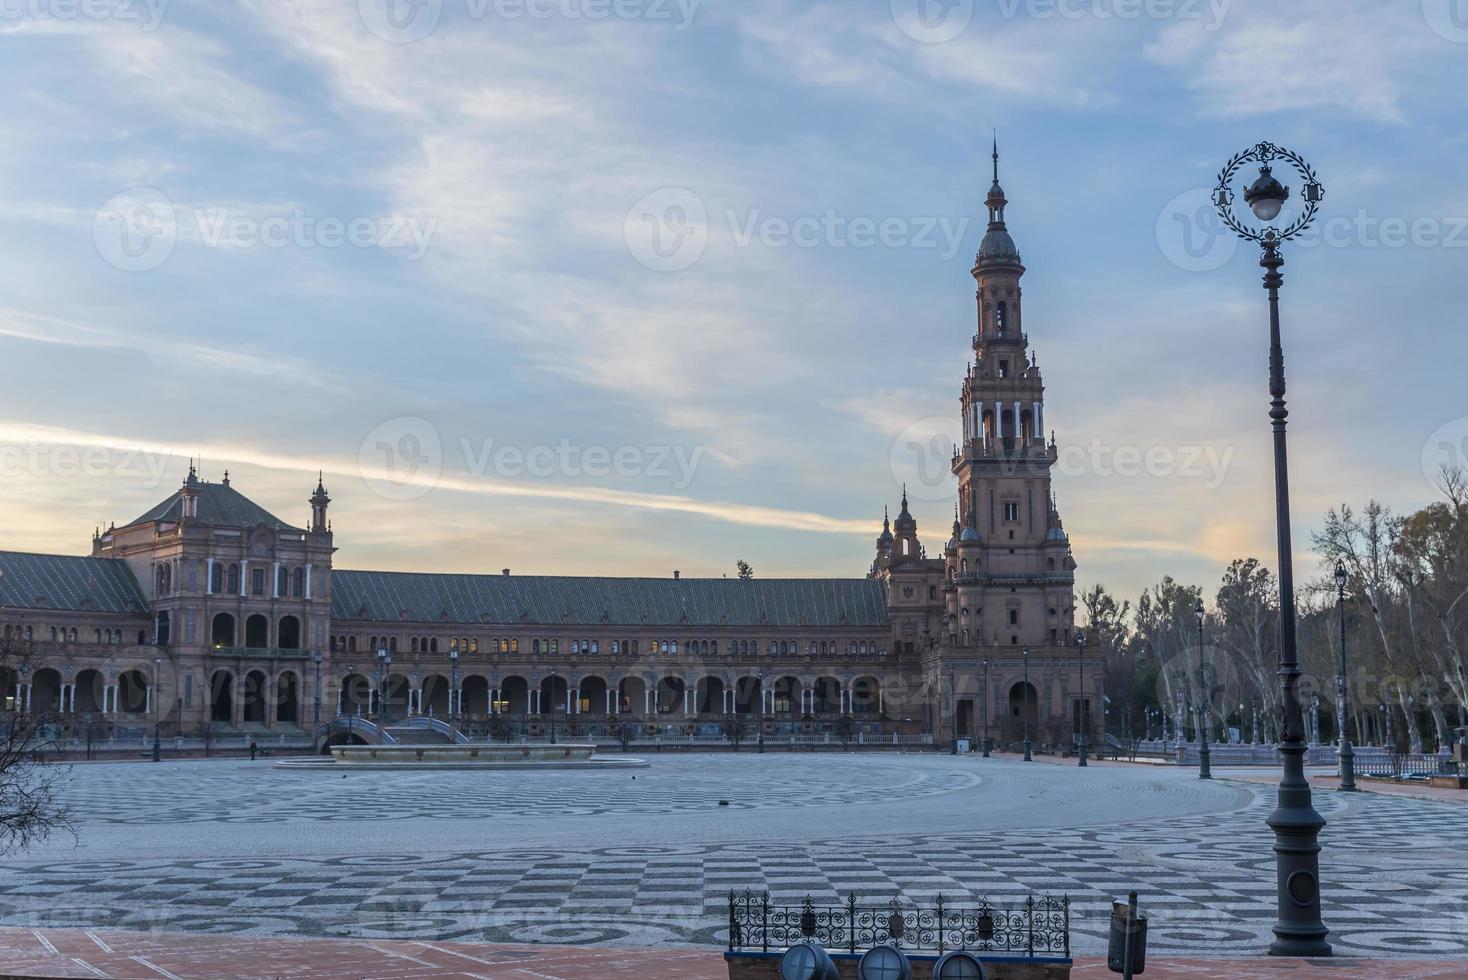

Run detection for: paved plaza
[[1, 753, 1465, 960]]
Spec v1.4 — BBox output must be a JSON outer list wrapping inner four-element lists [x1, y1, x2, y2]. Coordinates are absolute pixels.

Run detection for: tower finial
[[992, 130, 999, 185]]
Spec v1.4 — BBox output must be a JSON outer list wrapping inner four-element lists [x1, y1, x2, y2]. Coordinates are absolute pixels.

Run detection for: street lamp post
[[1195, 602, 1210, 780], [1334, 562, 1357, 791], [377, 647, 392, 726], [981, 656, 991, 757], [449, 648, 460, 722], [548, 670, 558, 744], [312, 650, 323, 727], [1021, 647, 1032, 762], [152, 655, 162, 763], [1214, 141, 1331, 956], [1075, 631, 1088, 767], [345, 662, 355, 744]]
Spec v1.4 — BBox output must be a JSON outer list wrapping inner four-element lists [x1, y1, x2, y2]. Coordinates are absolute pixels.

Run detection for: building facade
[[0, 153, 1097, 750]]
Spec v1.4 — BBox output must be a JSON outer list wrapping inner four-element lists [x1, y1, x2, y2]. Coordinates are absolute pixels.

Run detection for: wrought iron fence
[[727, 892, 1069, 957]]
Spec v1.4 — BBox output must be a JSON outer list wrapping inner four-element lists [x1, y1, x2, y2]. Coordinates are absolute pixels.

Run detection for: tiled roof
[[0, 551, 147, 615], [332, 572, 888, 628], [126, 482, 301, 532]]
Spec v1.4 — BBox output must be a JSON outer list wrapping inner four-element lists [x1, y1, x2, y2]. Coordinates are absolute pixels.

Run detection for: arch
[[773, 675, 801, 715], [1001, 409, 1016, 441], [74, 668, 105, 715], [278, 615, 301, 650], [618, 676, 646, 715], [211, 612, 236, 648], [695, 675, 726, 716], [655, 675, 685, 715], [733, 675, 762, 715], [851, 675, 881, 716], [30, 668, 62, 715], [500, 675, 530, 715], [117, 669, 149, 715], [383, 673, 411, 718], [421, 673, 451, 717], [813, 675, 842, 714], [1020, 409, 1034, 443], [1008, 681, 1039, 740], [245, 614, 269, 649], [275, 671, 300, 725], [579, 675, 609, 715], [210, 671, 234, 723], [243, 670, 268, 723], [155, 610, 171, 645], [339, 673, 372, 715], [540, 675, 569, 716], [0, 666, 16, 713], [461, 675, 489, 718]]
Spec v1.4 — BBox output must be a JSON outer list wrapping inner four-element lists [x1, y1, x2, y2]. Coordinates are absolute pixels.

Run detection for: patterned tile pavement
[[0, 929, 1463, 979], [1, 754, 1466, 961]]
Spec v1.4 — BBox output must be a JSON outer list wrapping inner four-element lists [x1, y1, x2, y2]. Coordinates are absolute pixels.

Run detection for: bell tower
[[946, 141, 1076, 651]]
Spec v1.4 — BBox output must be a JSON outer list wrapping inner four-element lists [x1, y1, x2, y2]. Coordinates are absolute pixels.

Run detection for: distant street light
[[1334, 562, 1357, 791]]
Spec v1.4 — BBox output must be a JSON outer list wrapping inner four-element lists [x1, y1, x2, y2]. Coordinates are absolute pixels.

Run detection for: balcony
[[209, 647, 313, 659]]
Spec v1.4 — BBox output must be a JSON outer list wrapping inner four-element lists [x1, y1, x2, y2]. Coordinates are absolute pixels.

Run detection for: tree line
[[1089, 467, 1468, 754]]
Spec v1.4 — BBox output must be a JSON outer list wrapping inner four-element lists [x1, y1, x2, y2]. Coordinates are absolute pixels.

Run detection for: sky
[[0, 0, 1465, 603]]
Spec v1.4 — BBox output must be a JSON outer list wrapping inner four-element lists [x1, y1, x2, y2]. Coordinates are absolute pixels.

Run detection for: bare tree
[[0, 634, 72, 854], [720, 715, 748, 750]]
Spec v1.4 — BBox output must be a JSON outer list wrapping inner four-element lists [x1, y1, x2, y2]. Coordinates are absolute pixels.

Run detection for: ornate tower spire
[[310, 472, 331, 533]]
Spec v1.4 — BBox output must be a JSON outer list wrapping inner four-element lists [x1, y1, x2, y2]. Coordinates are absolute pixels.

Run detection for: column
[[144, 684, 151, 715], [239, 560, 247, 597], [272, 561, 280, 598], [1013, 399, 1022, 440], [605, 690, 612, 715], [206, 558, 215, 592], [490, 688, 498, 714], [1033, 401, 1043, 440], [995, 400, 1002, 440], [879, 690, 885, 713], [305, 564, 313, 600], [565, 689, 572, 714]]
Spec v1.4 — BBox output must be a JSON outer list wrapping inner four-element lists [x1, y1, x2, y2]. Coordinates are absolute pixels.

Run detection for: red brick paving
[[0, 930, 1464, 979]]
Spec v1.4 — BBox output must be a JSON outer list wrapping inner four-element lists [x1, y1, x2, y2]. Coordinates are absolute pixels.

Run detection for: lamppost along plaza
[[1195, 602, 1210, 780], [1213, 140, 1331, 957], [1333, 561, 1357, 791], [1021, 647, 1032, 763], [1075, 630, 1087, 767]]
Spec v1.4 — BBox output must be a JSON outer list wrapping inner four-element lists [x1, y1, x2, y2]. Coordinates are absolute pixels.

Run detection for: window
[[589, 640, 597, 654], [276, 566, 289, 596], [227, 565, 240, 594], [611, 640, 621, 655], [1003, 502, 1019, 522], [510, 638, 520, 654], [998, 359, 1009, 378], [251, 568, 265, 596], [1008, 609, 1019, 625], [292, 567, 305, 597]]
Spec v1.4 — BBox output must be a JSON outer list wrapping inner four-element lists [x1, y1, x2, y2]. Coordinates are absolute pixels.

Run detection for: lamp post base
[[1077, 736, 1087, 767], [981, 738, 991, 758], [1022, 739, 1032, 762], [1199, 744, 1212, 779]]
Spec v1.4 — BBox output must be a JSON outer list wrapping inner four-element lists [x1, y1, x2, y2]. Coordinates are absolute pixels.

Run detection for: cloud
[[0, 422, 872, 535], [1144, 0, 1436, 124]]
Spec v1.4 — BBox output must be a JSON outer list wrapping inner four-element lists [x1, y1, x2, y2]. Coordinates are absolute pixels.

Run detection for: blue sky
[[0, 0, 1464, 601]]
